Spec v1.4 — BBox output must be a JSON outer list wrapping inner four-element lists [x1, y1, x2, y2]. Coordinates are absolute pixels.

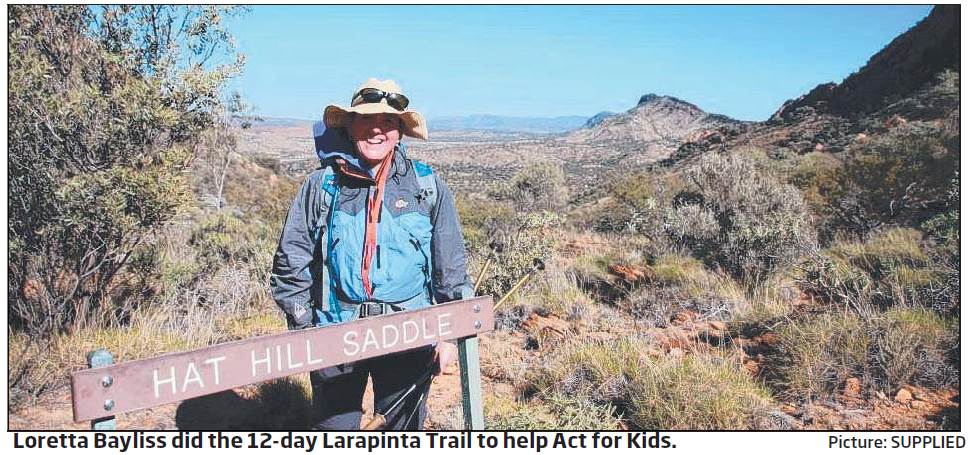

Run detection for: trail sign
[[71, 297, 494, 424]]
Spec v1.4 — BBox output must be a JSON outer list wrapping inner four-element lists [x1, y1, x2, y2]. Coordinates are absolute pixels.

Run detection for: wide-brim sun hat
[[324, 78, 428, 140]]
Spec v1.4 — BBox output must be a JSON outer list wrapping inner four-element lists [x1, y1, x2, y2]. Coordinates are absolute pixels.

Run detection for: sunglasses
[[353, 88, 410, 111]]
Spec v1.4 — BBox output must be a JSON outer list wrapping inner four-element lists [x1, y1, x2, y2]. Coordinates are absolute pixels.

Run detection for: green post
[[87, 349, 116, 431], [457, 336, 484, 430]]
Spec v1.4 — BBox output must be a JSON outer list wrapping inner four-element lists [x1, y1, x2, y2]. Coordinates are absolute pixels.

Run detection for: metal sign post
[[72, 297, 494, 427], [458, 336, 484, 429], [86, 349, 116, 430]]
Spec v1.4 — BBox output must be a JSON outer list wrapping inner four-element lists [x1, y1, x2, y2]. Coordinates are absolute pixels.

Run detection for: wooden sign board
[[71, 297, 494, 422]]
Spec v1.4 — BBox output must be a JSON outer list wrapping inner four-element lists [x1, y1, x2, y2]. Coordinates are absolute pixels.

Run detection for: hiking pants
[[309, 345, 435, 430]]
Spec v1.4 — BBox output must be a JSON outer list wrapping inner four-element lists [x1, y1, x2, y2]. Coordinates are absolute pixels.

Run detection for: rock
[[885, 114, 908, 128], [754, 409, 799, 430], [753, 332, 779, 346], [844, 378, 862, 398], [895, 388, 913, 404], [743, 359, 760, 376], [521, 314, 569, 337], [910, 400, 931, 411], [707, 321, 728, 332], [671, 311, 696, 325], [608, 264, 650, 283]]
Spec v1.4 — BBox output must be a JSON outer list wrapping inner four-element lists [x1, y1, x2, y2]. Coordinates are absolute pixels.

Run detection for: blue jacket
[[270, 124, 473, 329]]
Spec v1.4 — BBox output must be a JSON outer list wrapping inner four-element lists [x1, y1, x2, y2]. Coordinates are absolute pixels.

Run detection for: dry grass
[[485, 392, 622, 430], [765, 306, 957, 400], [525, 336, 773, 430], [9, 285, 284, 410]]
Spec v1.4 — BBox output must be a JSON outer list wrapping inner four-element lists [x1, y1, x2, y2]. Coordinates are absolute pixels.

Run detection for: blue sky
[[226, 5, 933, 122]]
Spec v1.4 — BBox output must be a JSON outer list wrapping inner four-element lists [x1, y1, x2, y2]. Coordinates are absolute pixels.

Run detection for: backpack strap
[[311, 166, 337, 242], [412, 159, 437, 214], [308, 165, 340, 323]]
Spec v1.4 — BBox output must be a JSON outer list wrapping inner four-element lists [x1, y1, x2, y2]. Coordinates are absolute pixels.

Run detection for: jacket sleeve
[[270, 171, 325, 329], [430, 173, 474, 303]]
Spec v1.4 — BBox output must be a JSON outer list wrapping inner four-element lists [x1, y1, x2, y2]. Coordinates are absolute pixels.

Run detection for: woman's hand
[[432, 342, 459, 375]]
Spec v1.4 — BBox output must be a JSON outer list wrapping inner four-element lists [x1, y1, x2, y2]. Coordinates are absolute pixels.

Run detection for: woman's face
[[348, 113, 401, 166]]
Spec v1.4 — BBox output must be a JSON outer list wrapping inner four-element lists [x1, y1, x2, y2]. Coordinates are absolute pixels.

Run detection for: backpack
[[318, 159, 437, 217], [310, 159, 438, 322]]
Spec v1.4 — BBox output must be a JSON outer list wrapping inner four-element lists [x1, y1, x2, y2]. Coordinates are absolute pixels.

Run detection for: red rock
[[910, 400, 931, 411], [844, 378, 862, 398], [671, 311, 696, 325], [608, 264, 650, 283], [895, 388, 913, 404]]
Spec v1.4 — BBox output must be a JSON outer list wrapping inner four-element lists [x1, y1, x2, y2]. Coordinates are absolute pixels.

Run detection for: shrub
[[485, 393, 621, 430], [831, 122, 958, 235], [490, 162, 570, 212], [593, 172, 679, 253], [485, 395, 560, 430], [621, 254, 745, 327], [625, 354, 773, 430], [531, 264, 595, 320], [672, 153, 817, 290], [222, 154, 301, 227], [786, 151, 843, 242], [920, 173, 959, 314], [872, 308, 958, 390], [476, 211, 561, 300], [456, 196, 517, 252]]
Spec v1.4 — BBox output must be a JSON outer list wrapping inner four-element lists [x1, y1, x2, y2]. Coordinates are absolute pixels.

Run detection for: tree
[[196, 92, 261, 211], [8, 5, 247, 334]]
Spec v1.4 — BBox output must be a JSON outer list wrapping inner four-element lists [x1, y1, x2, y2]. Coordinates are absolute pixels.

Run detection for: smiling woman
[[348, 113, 403, 165], [270, 78, 473, 430]]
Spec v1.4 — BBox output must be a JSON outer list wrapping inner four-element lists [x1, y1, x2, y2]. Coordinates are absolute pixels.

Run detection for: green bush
[[456, 196, 517, 252], [189, 212, 276, 276], [476, 211, 561, 302], [8, 5, 246, 335], [786, 151, 843, 242], [593, 172, 678, 251], [831, 122, 958, 235], [873, 308, 958, 390], [485, 393, 621, 430], [490, 162, 570, 212], [485, 395, 560, 430]]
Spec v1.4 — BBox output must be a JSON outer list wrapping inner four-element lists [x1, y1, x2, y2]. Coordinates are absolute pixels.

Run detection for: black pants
[[309, 345, 435, 430]]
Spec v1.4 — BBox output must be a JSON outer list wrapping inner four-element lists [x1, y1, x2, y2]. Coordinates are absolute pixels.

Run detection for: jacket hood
[[312, 120, 408, 179]]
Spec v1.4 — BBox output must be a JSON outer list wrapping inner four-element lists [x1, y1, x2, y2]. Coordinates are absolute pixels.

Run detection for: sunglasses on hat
[[353, 88, 410, 111]]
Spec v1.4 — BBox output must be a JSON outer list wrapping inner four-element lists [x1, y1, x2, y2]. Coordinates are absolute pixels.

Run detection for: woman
[[270, 78, 473, 430]]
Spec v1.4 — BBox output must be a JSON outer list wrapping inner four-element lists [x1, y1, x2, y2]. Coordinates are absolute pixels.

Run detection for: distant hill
[[563, 93, 747, 163], [584, 111, 616, 128], [428, 114, 588, 133], [251, 117, 312, 128]]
